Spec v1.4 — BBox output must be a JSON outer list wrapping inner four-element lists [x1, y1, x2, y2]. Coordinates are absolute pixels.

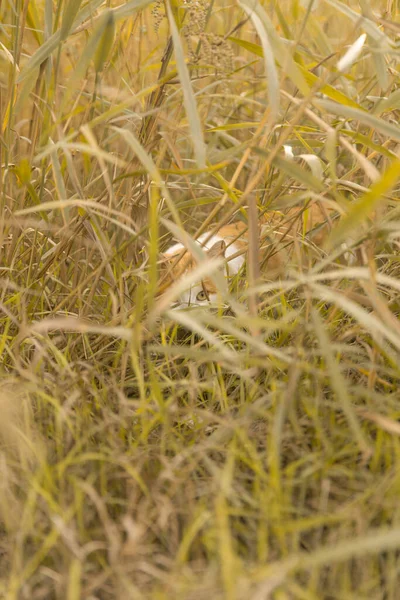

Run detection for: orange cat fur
[[159, 203, 341, 308]]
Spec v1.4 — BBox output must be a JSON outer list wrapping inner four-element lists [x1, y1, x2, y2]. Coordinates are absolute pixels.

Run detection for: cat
[[159, 203, 347, 308]]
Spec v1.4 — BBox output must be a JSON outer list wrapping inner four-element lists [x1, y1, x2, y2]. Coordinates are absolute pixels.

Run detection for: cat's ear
[[207, 240, 226, 259]]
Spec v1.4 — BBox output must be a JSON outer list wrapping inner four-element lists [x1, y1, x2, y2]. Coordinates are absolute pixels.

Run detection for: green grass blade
[[237, 0, 279, 122], [233, 1, 309, 96], [229, 36, 361, 108], [93, 10, 115, 73], [316, 98, 400, 142], [311, 283, 400, 354], [60, 0, 83, 41], [269, 153, 326, 193], [16, 0, 105, 82], [330, 155, 400, 245], [166, 1, 206, 169], [311, 308, 370, 455]]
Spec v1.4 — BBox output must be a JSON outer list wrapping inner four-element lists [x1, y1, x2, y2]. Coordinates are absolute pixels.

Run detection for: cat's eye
[[196, 290, 208, 301]]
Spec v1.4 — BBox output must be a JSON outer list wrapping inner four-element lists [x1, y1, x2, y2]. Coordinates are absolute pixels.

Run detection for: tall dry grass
[[1, 0, 400, 597]]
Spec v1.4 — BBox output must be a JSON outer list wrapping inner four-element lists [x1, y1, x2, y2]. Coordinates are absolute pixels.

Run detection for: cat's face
[[160, 239, 227, 308]]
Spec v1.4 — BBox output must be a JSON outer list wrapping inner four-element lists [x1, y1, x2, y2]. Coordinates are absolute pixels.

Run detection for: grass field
[[2, 0, 400, 597]]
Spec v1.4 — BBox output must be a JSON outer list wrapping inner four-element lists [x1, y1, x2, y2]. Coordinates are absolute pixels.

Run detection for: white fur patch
[[164, 241, 185, 256], [197, 233, 245, 276], [164, 233, 245, 276]]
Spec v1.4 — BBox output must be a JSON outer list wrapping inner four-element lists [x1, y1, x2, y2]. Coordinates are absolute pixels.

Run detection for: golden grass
[[1, 0, 400, 597]]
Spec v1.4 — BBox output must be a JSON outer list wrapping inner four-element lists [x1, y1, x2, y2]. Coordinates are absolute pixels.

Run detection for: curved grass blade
[[17, 0, 153, 83], [60, 0, 83, 41], [164, 309, 237, 363], [232, 1, 309, 96], [312, 308, 370, 455], [322, 0, 392, 46], [35, 142, 126, 168], [315, 98, 400, 142], [112, 0, 153, 19], [166, 1, 206, 169], [373, 88, 400, 116], [298, 154, 324, 179], [207, 122, 259, 132], [330, 155, 400, 246], [60, 11, 114, 114], [229, 36, 361, 108], [237, 0, 279, 122], [194, 312, 292, 364], [261, 526, 400, 579], [268, 153, 326, 193], [311, 282, 400, 354], [93, 10, 115, 73], [111, 126, 182, 226], [340, 129, 397, 160], [26, 317, 134, 341], [17, 0, 105, 83]]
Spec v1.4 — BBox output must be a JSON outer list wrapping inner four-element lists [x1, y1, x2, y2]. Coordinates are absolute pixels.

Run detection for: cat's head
[[159, 239, 227, 308]]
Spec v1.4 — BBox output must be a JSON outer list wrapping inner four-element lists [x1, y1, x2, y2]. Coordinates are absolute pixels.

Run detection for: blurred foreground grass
[[2, 0, 400, 597]]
